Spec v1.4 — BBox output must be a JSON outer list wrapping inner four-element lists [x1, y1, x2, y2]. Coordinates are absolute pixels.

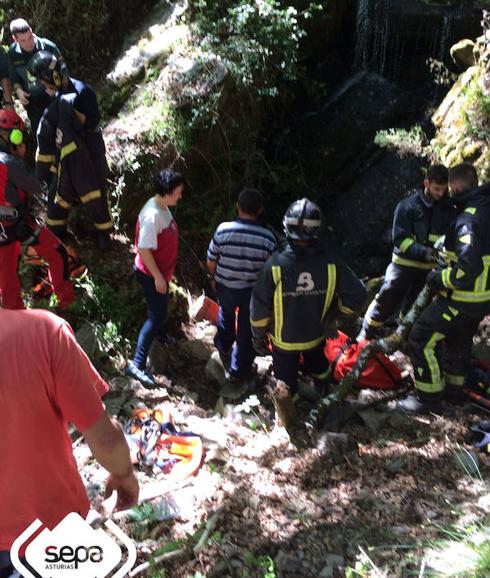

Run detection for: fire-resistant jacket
[[250, 240, 366, 351], [391, 188, 455, 270], [435, 183, 490, 314]]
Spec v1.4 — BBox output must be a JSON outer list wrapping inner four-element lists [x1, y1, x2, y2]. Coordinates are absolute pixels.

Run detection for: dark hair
[[426, 164, 448, 185], [449, 163, 478, 189], [154, 168, 185, 196], [237, 188, 263, 215], [10, 18, 31, 36]]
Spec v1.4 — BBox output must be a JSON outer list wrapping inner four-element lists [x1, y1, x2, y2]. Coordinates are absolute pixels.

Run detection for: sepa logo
[[10, 512, 136, 578]]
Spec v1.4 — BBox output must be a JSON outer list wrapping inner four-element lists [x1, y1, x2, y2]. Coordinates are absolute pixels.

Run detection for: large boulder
[[450, 39, 476, 71]]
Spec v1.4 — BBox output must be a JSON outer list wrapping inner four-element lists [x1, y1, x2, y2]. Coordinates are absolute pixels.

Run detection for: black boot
[[445, 385, 468, 406], [397, 391, 444, 414]]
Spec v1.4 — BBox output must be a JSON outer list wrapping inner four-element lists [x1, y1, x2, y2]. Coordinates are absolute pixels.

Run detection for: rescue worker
[[0, 46, 14, 109], [30, 51, 112, 251], [0, 109, 74, 309], [250, 198, 366, 397], [398, 163, 490, 414], [358, 165, 454, 340], [8, 18, 67, 133]]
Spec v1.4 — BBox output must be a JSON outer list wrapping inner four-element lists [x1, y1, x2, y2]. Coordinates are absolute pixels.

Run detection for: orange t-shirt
[[0, 309, 109, 551]]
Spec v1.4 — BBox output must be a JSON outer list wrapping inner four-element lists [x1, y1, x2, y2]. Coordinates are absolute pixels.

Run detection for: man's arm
[[138, 248, 167, 294], [83, 411, 139, 511], [392, 201, 431, 261], [8, 156, 43, 197]]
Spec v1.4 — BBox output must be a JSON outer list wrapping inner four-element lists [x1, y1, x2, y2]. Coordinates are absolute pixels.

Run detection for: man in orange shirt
[[0, 308, 139, 577]]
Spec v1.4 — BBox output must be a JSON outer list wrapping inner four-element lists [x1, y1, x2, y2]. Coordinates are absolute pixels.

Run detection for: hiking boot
[[396, 391, 444, 415], [96, 230, 112, 252], [125, 361, 157, 388], [297, 379, 321, 403]]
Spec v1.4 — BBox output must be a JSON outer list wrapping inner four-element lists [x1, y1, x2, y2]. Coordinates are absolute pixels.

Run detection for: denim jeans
[[133, 267, 168, 369], [214, 283, 255, 378]]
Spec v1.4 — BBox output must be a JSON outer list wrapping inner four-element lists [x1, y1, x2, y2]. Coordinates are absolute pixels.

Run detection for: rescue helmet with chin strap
[[28, 50, 62, 88]]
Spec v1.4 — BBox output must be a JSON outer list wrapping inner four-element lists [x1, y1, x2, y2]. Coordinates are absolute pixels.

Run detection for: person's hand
[[427, 269, 443, 293], [154, 273, 167, 294], [104, 471, 139, 512], [15, 87, 30, 106]]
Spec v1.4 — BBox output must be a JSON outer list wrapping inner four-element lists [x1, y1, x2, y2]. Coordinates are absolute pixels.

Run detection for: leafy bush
[[374, 125, 429, 158]]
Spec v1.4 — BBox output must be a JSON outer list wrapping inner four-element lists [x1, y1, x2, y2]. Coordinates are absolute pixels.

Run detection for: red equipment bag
[[324, 331, 402, 390]]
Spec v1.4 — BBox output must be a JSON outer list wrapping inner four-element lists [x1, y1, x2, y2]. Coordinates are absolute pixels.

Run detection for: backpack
[[324, 331, 402, 390]]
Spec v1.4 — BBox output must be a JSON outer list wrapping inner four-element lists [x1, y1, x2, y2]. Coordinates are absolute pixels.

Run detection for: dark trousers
[[0, 550, 39, 578], [214, 283, 255, 378], [408, 297, 482, 394], [272, 343, 329, 393], [362, 263, 428, 333], [133, 267, 168, 369]]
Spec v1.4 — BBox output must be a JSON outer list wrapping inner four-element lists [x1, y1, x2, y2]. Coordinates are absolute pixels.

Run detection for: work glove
[[252, 331, 269, 356], [426, 269, 443, 293], [424, 247, 436, 264]]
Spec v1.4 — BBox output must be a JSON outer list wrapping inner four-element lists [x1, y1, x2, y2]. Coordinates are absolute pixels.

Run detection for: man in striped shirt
[[207, 188, 277, 391]]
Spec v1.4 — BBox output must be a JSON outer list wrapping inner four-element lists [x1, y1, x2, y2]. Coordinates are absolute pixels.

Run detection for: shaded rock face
[[354, 0, 482, 82]]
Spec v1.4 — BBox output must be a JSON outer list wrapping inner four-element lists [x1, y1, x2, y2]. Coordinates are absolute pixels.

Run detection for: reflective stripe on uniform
[[46, 217, 69, 226], [60, 141, 77, 160], [441, 268, 456, 290], [321, 264, 336, 320], [399, 237, 415, 253], [392, 253, 433, 269], [35, 153, 56, 164], [365, 316, 384, 328], [54, 194, 71, 209], [428, 234, 441, 244], [272, 266, 283, 344], [270, 335, 325, 352], [421, 331, 445, 392], [251, 317, 270, 328], [94, 220, 113, 230], [444, 372, 465, 387], [337, 297, 354, 315], [80, 189, 102, 204]]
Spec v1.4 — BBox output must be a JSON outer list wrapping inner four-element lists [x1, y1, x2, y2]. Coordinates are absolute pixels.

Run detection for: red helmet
[[0, 109, 25, 132]]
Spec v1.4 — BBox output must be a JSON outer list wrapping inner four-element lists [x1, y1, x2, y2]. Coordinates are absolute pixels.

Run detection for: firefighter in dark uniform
[[250, 198, 366, 395], [359, 165, 454, 340], [29, 51, 112, 250], [7, 18, 67, 134], [398, 163, 490, 414], [0, 109, 74, 309]]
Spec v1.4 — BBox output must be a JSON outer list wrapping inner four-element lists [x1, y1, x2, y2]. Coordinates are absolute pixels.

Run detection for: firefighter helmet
[[283, 198, 322, 240], [28, 50, 62, 88], [0, 109, 25, 145]]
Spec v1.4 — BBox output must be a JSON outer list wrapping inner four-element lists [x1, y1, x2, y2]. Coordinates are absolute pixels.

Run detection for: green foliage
[[461, 79, 490, 141], [374, 125, 429, 158], [242, 551, 276, 577]]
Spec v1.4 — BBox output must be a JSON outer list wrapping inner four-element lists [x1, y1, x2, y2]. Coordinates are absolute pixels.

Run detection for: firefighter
[[358, 165, 454, 340], [250, 198, 366, 397], [0, 109, 74, 309], [29, 51, 112, 251], [398, 163, 490, 414], [8, 18, 67, 133]]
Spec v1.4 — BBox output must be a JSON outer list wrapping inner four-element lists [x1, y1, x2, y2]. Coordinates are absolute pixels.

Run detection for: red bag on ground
[[324, 331, 402, 390]]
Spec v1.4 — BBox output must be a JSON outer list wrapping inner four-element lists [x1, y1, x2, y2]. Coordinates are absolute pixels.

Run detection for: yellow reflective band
[[423, 331, 445, 391], [399, 237, 415, 253], [60, 141, 77, 160], [415, 378, 445, 394], [46, 217, 68, 226], [337, 297, 354, 316], [465, 207, 477, 215], [35, 153, 56, 164], [272, 266, 283, 344], [95, 220, 113, 230], [322, 264, 336, 320], [459, 234, 472, 245], [80, 189, 102, 204], [448, 306, 459, 316], [442, 313, 452, 322], [366, 316, 384, 328], [428, 234, 441, 243], [444, 372, 465, 386], [392, 254, 433, 269], [50, 165, 57, 174], [312, 369, 331, 380], [451, 290, 490, 303], [441, 268, 456, 290], [251, 317, 270, 328], [270, 335, 325, 352], [444, 250, 457, 263], [54, 194, 71, 209], [455, 269, 466, 280]]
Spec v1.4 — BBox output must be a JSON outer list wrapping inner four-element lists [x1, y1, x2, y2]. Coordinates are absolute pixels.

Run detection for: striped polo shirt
[[207, 218, 277, 289]]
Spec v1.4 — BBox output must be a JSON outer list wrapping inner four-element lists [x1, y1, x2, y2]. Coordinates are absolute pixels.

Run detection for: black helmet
[[283, 198, 322, 240], [28, 50, 62, 88]]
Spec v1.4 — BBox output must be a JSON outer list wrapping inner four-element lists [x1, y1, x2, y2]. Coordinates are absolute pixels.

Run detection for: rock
[[316, 432, 351, 462], [248, 495, 260, 509], [450, 39, 476, 71], [205, 351, 227, 385], [147, 340, 169, 374], [75, 322, 98, 357], [319, 554, 345, 578], [184, 415, 228, 447], [385, 457, 405, 474], [274, 551, 301, 574], [181, 339, 213, 362], [359, 409, 391, 431]]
